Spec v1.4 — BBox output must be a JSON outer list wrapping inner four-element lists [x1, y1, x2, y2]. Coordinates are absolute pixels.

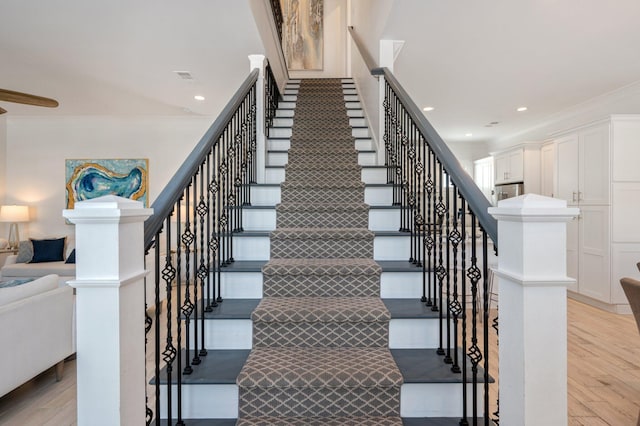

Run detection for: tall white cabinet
[[551, 115, 640, 312]]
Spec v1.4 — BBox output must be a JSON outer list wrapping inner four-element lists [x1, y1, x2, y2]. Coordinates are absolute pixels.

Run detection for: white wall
[[348, 0, 394, 155], [288, 0, 348, 79], [5, 116, 213, 239], [0, 117, 7, 238]]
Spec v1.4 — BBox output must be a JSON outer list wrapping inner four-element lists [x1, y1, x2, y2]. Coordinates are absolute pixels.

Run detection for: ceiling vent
[[174, 71, 194, 80]]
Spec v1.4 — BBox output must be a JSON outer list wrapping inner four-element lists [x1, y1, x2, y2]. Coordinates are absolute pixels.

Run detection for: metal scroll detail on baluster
[[382, 76, 497, 426], [143, 70, 258, 425]]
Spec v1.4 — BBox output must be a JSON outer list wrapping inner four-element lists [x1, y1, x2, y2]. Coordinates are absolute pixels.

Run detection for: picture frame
[[65, 158, 149, 209]]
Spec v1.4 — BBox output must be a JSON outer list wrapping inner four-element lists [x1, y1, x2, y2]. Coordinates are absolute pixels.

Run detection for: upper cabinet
[[492, 143, 541, 193], [494, 148, 523, 184], [555, 122, 610, 205]]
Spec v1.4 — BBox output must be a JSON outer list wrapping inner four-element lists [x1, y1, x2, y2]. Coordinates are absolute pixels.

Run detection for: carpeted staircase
[[236, 79, 404, 424]]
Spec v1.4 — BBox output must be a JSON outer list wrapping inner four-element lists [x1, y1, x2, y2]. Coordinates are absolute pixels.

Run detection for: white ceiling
[[383, 0, 640, 145], [0, 0, 264, 117], [2, 0, 640, 147]]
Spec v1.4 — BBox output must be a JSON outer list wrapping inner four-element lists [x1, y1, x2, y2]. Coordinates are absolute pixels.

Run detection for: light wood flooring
[[1, 298, 639, 425]]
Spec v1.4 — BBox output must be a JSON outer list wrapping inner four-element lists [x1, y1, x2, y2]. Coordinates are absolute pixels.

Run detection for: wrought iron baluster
[[444, 172, 452, 365], [206, 151, 215, 312], [182, 186, 195, 375], [460, 198, 468, 425], [197, 163, 208, 358], [436, 161, 446, 352], [468, 215, 482, 424], [450, 186, 462, 374], [191, 176, 201, 367], [482, 229, 490, 425], [425, 149, 435, 308]]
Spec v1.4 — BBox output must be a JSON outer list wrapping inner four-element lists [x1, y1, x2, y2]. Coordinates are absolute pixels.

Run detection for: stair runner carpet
[[236, 79, 403, 425]]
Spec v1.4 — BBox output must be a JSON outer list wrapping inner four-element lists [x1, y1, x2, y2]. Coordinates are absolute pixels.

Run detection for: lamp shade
[[0, 205, 30, 223]]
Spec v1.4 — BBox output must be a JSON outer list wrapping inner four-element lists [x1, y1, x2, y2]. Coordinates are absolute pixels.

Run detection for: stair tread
[[237, 347, 402, 388], [281, 180, 364, 189], [153, 349, 250, 385], [263, 258, 381, 276], [237, 417, 402, 425], [253, 297, 390, 323], [276, 202, 369, 212], [199, 299, 260, 319], [391, 349, 493, 384], [383, 299, 440, 319], [271, 228, 374, 240]]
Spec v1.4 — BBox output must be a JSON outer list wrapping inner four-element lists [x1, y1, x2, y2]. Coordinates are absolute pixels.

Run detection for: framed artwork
[[281, 0, 324, 70], [65, 159, 149, 209]]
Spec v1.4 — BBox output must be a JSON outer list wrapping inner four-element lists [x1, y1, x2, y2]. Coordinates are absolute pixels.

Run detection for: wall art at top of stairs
[[281, 0, 323, 70]]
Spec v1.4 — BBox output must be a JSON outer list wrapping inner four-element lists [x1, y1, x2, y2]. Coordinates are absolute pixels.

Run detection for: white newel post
[[378, 40, 404, 165], [488, 194, 578, 426], [249, 54, 267, 183], [63, 196, 153, 426]]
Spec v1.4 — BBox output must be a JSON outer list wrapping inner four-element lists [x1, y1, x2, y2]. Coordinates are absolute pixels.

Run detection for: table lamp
[[0, 205, 30, 250]]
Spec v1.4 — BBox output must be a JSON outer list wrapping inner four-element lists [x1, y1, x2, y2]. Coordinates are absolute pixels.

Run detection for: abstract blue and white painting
[[65, 159, 149, 209]]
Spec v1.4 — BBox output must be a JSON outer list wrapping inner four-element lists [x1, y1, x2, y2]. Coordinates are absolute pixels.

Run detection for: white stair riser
[[374, 235, 410, 261], [250, 186, 280, 206], [218, 270, 427, 300], [389, 318, 441, 349], [275, 109, 295, 118], [380, 271, 424, 298], [160, 384, 238, 419], [163, 381, 482, 419], [282, 94, 297, 102], [270, 127, 292, 138], [242, 209, 276, 231], [362, 168, 387, 184], [369, 209, 401, 231], [355, 138, 373, 150], [189, 319, 252, 350], [364, 186, 394, 206], [218, 272, 263, 299], [267, 138, 290, 151], [347, 109, 364, 117], [283, 89, 299, 96], [359, 151, 377, 166], [265, 168, 285, 184], [401, 383, 484, 418], [352, 127, 369, 138], [266, 151, 376, 167], [278, 101, 295, 109], [267, 151, 288, 166], [191, 318, 441, 350], [233, 236, 270, 261], [346, 101, 362, 109], [343, 88, 357, 96], [349, 117, 366, 127], [344, 95, 359, 102], [272, 117, 293, 127]]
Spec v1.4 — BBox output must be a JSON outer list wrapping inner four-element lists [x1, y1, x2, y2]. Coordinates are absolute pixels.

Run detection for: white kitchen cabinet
[[552, 115, 640, 312], [555, 122, 609, 205], [494, 148, 523, 184], [492, 143, 541, 193], [473, 156, 494, 203]]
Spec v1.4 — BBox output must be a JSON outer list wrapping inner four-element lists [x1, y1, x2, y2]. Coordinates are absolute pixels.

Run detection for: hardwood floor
[[1, 298, 639, 425]]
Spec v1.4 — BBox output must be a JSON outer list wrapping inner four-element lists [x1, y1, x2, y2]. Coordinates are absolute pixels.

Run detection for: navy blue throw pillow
[[65, 249, 76, 264], [29, 238, 66, 263]]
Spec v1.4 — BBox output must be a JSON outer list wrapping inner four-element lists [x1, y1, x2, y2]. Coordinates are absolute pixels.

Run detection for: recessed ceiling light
[[517, 106, 528, 112], [194, 95, 205, 101], [465, 133, 473, 137], [423, 106, 434, 112]]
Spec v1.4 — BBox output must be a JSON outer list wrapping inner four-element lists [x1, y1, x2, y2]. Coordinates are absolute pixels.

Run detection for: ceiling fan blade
[[0, 89, 58, 108], [0, 106, 6, 114]]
